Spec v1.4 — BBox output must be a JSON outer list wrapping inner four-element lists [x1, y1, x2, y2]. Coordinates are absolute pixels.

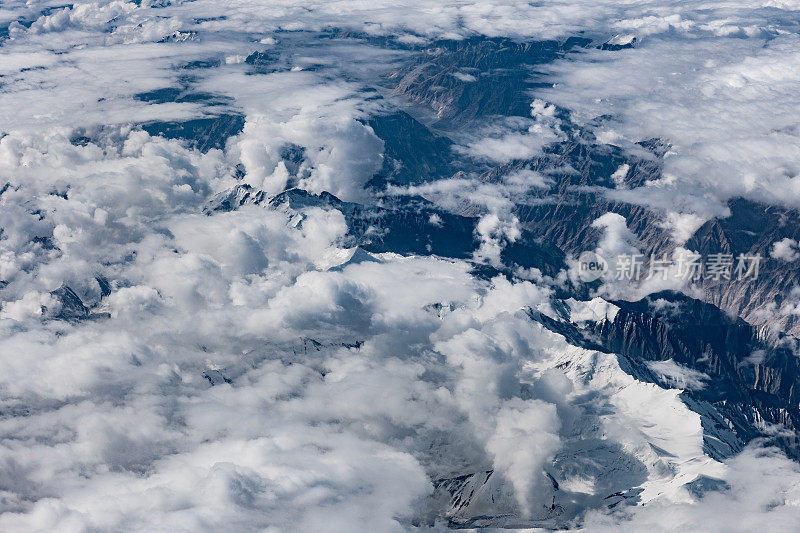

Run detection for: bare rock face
[[683, 199, 800, 336], [386, 37, 587, 125], [48, 285, 89, 321]]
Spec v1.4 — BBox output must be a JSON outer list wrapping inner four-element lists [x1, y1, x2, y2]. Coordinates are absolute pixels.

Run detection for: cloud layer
[[2, 0, 800, 531]]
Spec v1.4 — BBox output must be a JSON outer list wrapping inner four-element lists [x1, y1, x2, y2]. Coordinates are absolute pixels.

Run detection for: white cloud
[[584, 446, 800, 532], [611, 163, 630, 188], [771, 238, 800, 262], [541, 32, 800, 224], [2, 0, 800, 530], [646, 359, 709, 390], [452, 71, 477, 82], [592, 212, 640, 259], [458, 101, 564, 164], [487, 399, 561, 515]]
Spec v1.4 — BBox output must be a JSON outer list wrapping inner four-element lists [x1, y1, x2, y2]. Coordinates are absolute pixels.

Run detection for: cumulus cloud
[[474, 212, 521, 266], [541, 32, 800, 226], [572, 213, 711, 301], [568, 212, 640, 289], [458, 100, 564, 164], [487, 399, 561, 515], [771, 238, 800, 262], [592, 212, 640, 259]]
